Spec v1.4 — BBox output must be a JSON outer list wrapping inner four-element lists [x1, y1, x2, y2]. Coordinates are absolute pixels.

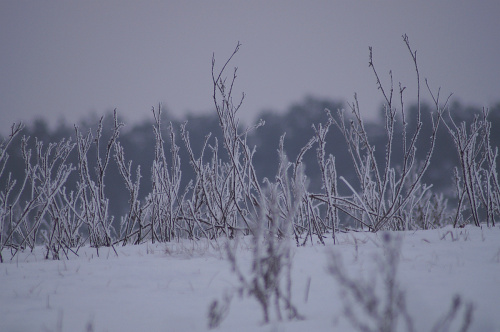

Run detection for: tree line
[[2, 97, 499, 222]]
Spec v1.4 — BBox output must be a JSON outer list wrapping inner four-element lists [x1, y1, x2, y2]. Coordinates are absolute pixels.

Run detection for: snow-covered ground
[[1, 225, 499, 332]]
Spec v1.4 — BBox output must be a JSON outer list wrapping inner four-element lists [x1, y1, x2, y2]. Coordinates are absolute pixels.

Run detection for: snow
[[1, 225, 499, 332]]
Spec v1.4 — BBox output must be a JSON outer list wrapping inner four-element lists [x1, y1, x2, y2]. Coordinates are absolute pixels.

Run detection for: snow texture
[[1, 225, 499, 332]]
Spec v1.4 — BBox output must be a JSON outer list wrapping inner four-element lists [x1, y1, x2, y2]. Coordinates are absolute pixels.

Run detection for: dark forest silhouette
[[2, 97, 499, 221]]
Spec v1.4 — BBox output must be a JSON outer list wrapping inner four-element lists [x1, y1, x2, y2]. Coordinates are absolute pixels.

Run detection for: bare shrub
[[207, 43, 303, 326], [180, 42, 265, 241], [328, 233, 414, 332], [0, 123, 24, 262], [74, 111, 121, 250], [444, 108, 500, 227], [1, 34, 498, 264], [207, 291, 233, 329], [328, 232, 474, 332], [148, 107, 183, 242], [319, 35, 446, 232], [2, 134, 75, 260], [313, 117, 340, 242], [225, 183, 303, 324], [114, 136, 148, 245]]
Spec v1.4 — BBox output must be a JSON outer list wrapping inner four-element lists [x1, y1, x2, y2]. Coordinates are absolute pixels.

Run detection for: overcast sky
[[1, 1, 499, 134]]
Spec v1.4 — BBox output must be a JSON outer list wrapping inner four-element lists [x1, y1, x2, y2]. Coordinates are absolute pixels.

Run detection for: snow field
[[1, 225, 499, 332]]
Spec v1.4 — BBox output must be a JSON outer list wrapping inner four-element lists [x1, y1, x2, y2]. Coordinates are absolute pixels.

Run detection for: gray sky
[[1, 1, 499, 134]]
